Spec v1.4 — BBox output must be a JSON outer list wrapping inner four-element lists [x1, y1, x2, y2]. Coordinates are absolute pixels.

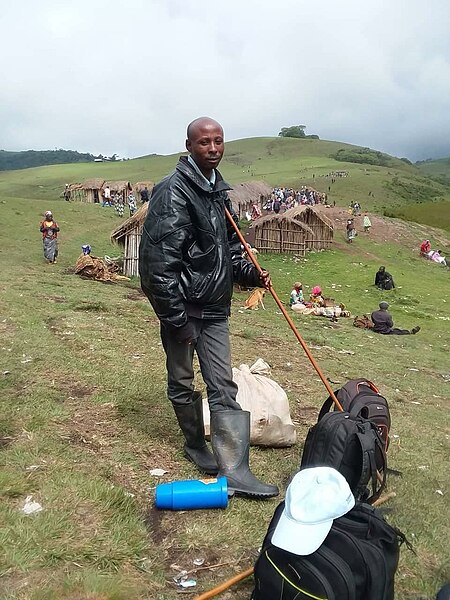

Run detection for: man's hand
[[259, 269, 272, 290], [172, 321, 194, 344]]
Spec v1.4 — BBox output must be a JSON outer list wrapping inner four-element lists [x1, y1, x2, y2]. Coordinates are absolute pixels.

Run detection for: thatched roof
[[253, 213, 314, 236], [228, 181, 272, 210], [108, 180, 131, 192], [67, 183, 83, 191], [111, 180, 271, 245], [111, 202, 149, 245], [82, 178, 105, 190], [284, 206, 333, 231], [134, 181, 155, 193]]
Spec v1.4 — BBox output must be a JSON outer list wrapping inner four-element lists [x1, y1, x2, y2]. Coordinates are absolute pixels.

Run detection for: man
[[102, 184, 111, 207], [374, 266, 395, 290], [139, 117, 278, 498], [371, 302, 420, 335], [346, 218, 356, 243], [63, 184, 71, 202], [140, 186, 150, 203]]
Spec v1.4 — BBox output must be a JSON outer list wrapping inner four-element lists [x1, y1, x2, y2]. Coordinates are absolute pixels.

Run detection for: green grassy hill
[[0, 149, 96, 172], [0, 197, 449, 599], [1, 137, 450, 229], [416, 157, 450, 183]]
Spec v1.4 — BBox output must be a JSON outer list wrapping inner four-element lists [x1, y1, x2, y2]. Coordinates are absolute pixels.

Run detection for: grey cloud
[[1, 0, 449, 160]]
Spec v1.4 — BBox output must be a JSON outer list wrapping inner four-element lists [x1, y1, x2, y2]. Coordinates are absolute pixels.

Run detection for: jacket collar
[[176, 155, 232, 193]]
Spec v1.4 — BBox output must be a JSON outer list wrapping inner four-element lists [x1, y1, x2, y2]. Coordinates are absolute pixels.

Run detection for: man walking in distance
[[139, 117, 278, 498]]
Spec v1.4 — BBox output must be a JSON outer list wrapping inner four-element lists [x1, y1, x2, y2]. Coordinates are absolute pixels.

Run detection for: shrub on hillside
[[331, 148, 393, 167], [384, 176, 442, 203]]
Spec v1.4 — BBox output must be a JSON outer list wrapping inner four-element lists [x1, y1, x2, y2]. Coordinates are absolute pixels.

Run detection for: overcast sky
[[1, 0, 450, 161]]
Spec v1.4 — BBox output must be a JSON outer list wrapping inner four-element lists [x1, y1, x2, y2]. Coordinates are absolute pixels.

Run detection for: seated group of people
[[289, 283, 348, 318], [290, 282, 323, 307], [420, 240, 447, 266]]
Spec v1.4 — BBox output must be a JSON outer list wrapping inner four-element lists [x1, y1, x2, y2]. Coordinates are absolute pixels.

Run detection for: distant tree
[[278, 125, 306, 138], [0, 149, 95, 171]]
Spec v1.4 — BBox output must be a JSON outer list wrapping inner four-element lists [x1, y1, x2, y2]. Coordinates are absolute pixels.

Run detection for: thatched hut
[[108, 181, 132, 203], [77, 178, 105, 203], [284, 206, 334, 250], [110, 203, 149, 277], [64, 182, 84, 202], [110, 180, 272, 275], [228, 181, 272, 220], [253, 213, 314, 255]]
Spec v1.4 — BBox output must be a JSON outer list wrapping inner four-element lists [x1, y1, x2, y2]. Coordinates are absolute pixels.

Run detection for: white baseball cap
[[271, 467, 355, 555]]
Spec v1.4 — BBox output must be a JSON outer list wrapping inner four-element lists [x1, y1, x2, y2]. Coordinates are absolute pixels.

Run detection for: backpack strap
[[355, 425, 387, 503], [318, 392, 339, 420]]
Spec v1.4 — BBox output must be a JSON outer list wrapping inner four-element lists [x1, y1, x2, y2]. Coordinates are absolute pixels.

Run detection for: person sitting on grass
[[375, 266, 395, 290], [290, 282, 304, 308], [420, 240, 431, 256], [430, 249, 448, 266], [371, 301, 420, 335], [310, 286, 325, 307]]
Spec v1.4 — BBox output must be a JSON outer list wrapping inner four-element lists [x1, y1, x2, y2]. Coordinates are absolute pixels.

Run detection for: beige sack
[[203, 359, 296, 447]]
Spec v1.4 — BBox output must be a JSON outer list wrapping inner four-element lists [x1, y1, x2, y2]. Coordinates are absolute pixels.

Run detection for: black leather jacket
[[139, 156, 261, 332]]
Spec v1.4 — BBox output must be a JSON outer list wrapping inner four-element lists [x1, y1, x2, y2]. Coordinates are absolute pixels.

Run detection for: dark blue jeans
[[160, 318, 241, 412]]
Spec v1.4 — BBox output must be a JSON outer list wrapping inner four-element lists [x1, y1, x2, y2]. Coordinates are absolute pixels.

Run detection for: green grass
[[1, 136, 450, 229], [0, 193, 449, 598], [385, 200, 450, 232]]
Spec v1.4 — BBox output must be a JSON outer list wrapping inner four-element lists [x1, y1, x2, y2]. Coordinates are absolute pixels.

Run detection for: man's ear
[[185, 139, 191, 153]]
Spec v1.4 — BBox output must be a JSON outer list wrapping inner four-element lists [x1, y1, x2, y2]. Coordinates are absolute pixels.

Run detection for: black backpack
[[318, 378, 391, 451], [300, 412, 386, 503], [252, 500, 406, 600]]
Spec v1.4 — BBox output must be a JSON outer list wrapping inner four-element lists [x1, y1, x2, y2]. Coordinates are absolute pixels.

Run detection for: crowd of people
[[100, 184, 138, 217], [264, 186, 329, 214]]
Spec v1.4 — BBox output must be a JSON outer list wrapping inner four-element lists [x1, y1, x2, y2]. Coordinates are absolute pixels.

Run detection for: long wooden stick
[[225, 208, 342, 411], [194, 567, 254, 600], [372, 491, 396, 507]]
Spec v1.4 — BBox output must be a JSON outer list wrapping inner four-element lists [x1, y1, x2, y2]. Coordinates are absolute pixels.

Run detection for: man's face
[[186, 120, 224, 177]]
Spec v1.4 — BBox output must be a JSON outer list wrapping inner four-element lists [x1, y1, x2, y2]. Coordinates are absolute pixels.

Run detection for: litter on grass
[[179, 579, 197, 588], [150, 468, 168, 477], [21, 496, 43, 515]]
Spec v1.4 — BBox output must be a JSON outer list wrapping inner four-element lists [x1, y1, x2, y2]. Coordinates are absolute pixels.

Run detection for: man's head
[[378, 266, 385, 272], [45, 210, 53, 218], [186, 117, 224, 178], [379, 301, 389, 310]]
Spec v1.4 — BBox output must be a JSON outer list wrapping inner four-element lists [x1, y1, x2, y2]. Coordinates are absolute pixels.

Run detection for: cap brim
[[271, 511, 333, 556]]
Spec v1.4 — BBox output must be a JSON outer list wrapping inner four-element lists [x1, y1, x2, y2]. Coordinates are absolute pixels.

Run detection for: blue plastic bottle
[[155, 476, 228, 510]]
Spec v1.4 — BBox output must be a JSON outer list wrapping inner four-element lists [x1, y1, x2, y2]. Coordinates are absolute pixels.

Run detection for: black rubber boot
[[173, 392, 218, 475], [210, 410, 279, 498]]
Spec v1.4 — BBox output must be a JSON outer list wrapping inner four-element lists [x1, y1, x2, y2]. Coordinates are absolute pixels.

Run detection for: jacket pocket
[[182, 242, 218, 300]]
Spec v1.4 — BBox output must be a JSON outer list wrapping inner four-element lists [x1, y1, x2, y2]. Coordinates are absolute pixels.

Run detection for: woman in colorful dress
[[39, 211, 60, 263]]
